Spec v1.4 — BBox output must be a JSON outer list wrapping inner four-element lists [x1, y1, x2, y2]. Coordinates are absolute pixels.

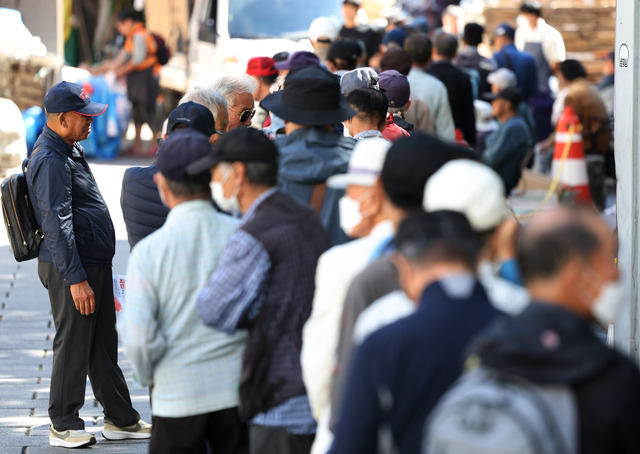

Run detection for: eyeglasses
[[229, 106, 256, 123]]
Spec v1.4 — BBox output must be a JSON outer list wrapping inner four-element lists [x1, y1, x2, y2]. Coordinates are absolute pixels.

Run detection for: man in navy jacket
[[27, 82, 149, 448], [121, 101, 223, 248], [428, 32, 476, 146], [332, 210, 502, 454], [492, 23, 538, 102]]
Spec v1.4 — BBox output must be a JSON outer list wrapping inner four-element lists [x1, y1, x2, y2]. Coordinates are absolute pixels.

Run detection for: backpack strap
[[309, 183, 326, 215]]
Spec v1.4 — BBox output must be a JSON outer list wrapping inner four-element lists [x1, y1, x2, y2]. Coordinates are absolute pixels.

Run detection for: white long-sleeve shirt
[[301, 220, 394, 423], [407, 67, 456, 143]]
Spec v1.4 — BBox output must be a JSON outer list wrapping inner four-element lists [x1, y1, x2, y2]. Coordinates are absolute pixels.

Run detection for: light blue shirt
[[118, 199, 247, 418]]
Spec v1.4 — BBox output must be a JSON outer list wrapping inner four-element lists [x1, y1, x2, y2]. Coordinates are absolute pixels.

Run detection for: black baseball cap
[[328, 39, 363, 63], [44, 81, 108, 116], [382, 133, 479, 209], [520, 1, 542, 16], [156, 130, 213, 182], [167, 101, 217, 136], [186, 127, 278, 175], [492, 87, 522, 107]]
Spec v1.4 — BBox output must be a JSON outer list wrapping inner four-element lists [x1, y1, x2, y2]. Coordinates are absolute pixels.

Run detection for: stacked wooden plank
[[480, 0, 616, 82], [0, 56, 59, 111]]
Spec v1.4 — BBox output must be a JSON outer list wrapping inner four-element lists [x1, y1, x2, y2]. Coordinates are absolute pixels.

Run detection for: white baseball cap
[[309, 17, 340, 43], [327, 138, 391, 189], [487, 68, 517, 91], [423, 160, 507, 231]]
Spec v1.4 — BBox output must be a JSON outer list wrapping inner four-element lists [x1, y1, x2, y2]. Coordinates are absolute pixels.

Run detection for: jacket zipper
[[7, 182, 28, 246]]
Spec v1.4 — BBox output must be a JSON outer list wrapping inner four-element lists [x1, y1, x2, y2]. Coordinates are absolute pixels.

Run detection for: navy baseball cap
[[156, 129, 213, 182], [167, 101, 217, 136], [44, 81, 108, 116], [494, 23, 515, 40], [186, 127, 278, 175], [274, 51, 321, 70], [378, 70, 410, 107]]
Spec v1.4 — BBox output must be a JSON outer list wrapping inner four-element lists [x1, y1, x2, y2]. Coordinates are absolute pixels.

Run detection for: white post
[[56, 0, 65, 59], [614, 1, 640, 363]]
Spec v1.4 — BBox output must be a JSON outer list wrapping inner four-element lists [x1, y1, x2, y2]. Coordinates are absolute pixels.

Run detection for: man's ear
[[371, 178, 386, 213], [378, 116, 387, 133], [58, 113, 67, 128], [230, 162, 247, 186]]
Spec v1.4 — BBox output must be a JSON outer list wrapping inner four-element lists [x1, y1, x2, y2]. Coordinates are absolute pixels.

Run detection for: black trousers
[[150, 408, 249, 454], [249, 425, 314, 454], [38, 262, 140, 431]]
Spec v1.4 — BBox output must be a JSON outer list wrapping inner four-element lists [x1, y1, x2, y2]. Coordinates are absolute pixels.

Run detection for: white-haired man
[[207, 72, 258, 130]]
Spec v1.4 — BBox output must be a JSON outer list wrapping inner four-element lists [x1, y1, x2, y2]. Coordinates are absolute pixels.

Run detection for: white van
[[159, 0, 342, 93]]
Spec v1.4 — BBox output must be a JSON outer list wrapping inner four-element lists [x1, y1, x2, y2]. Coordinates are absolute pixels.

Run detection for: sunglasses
[[229, 106, 256, 123]]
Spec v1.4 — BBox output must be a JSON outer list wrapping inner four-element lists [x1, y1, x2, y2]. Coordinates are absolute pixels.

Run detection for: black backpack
[[151, 33, 171, 65], [1, 158, 43, 262]]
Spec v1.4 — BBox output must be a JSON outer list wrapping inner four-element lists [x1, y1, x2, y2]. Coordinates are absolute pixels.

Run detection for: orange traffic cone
[[551, 106, 592, 204]]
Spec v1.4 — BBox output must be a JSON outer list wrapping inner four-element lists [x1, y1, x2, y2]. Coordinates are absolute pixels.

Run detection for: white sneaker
[[102, 418, 152, 440], [49, 425, 96, 448]]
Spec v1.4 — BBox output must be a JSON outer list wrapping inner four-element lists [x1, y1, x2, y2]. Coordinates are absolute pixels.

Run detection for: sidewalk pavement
[[0, 155, 153, 453]]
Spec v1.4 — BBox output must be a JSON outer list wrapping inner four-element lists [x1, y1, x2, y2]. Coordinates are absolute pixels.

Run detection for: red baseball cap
[[246, 57, 277, 77]]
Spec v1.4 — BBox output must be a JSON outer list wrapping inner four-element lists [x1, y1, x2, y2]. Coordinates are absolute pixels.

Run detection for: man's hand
[[70, 280, 96, 316]]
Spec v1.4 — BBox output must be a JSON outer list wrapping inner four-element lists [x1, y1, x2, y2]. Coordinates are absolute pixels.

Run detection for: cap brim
[[261, 91, 357, 126], [274, 61, 290, 70], [327, 173, 376, 189], [184, 154, 219, 176], [74, 101, 108, 117]]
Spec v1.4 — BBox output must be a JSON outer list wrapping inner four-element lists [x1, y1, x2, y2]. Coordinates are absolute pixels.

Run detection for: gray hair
[[179, 87, 228, 119], [205, 72, 258, 107], [388, 105, 408, 115]]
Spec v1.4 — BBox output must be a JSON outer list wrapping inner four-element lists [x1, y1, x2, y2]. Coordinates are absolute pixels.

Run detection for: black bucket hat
[[260, 66, 356, 126]]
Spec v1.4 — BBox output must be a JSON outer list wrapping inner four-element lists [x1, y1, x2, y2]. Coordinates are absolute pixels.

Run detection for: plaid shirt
[[198, 189, 317, 434]]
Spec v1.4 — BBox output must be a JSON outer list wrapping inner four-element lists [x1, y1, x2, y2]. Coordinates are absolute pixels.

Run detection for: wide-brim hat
[[261, 66, 356, 126]]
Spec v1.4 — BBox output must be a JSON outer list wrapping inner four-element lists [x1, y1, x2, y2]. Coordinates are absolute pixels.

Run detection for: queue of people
[[24, 1, 627, 453]]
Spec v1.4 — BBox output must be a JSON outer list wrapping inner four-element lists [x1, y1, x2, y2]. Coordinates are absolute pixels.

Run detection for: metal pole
[[614, 0, 640, 363]]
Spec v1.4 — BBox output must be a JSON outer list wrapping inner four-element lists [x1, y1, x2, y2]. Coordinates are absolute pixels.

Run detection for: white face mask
[[158, 185, 168, 207], [343, 120, 352, 138], [339, 195, 362, 236], [210, 167, 241, 215], [591, 280, 625, 328]]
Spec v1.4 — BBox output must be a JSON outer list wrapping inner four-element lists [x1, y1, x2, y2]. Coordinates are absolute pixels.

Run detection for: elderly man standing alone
[[196, 128, 329, 454], [26, 81, 149, 448]]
